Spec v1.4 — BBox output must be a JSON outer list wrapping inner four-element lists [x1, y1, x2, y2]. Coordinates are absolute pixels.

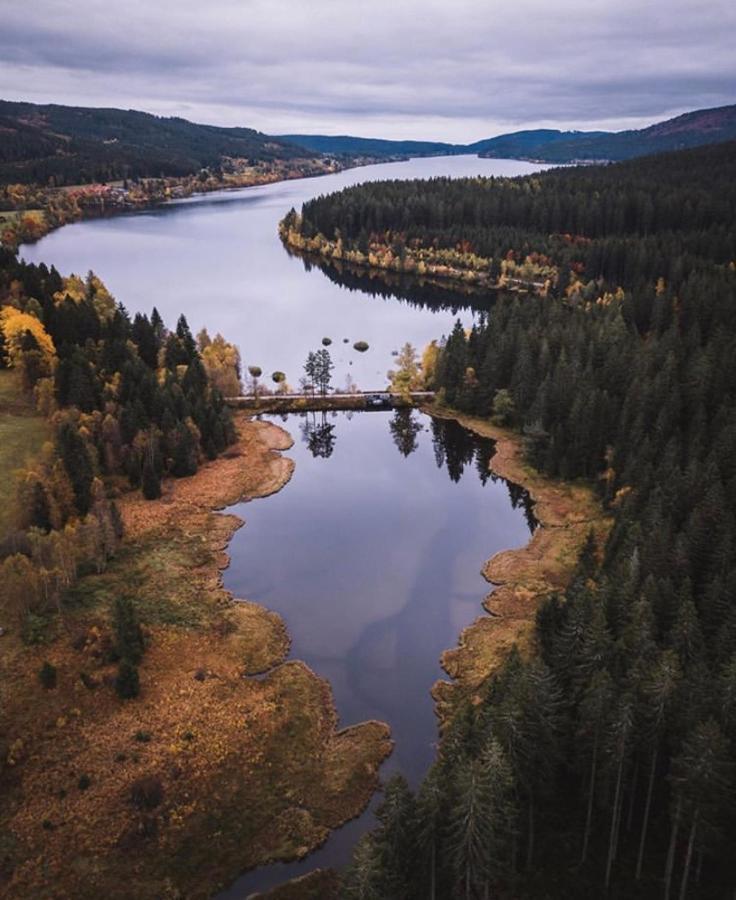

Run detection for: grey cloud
[[0, 0, 734, 141]]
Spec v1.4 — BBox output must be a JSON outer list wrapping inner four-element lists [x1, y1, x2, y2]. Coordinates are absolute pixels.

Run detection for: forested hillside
[[328, 143, 736, 896], [477, 104, 736, 162], [0, 248, 239, 650], [0, 100, 305, 185], [462, 127, 603, 158], [282, 104, 736, 163], [3, 98, 733, 189]]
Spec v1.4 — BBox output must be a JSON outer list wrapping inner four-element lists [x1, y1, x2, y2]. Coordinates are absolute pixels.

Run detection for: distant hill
[[0, 100, 306, 185], [284, 104, 736, 163], [478, 104, 736, 162], [278, 134, 462, 158], [2, 99, 734, 187], [466, 128, 607, 157]]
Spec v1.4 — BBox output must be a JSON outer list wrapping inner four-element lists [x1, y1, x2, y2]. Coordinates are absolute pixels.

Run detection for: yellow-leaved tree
[[421, 340, 440, 389], [53, 273, 86, 304], [387, 342, 423, 396], [52, 272, 115, 321], [199, 330, 242, 397], [0, 306, 57, 387]]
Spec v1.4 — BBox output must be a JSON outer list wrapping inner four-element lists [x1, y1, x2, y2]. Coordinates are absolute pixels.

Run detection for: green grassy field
[[0, 369, 50, 537]]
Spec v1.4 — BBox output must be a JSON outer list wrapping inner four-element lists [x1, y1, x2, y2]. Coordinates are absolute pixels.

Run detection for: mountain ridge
[[1, 99, 734, 188], [282, 103, 736, 162]]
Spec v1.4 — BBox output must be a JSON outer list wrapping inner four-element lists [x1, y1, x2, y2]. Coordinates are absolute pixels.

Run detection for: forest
[[287, 140, 735, 296], [0, 99, 306, 186], [0, 248, 239, 675], [316, 142, 736, 897]]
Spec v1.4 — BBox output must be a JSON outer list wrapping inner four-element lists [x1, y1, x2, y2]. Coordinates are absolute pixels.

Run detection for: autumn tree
[[200, 332, 242, 396], [0, 306, 56, 388], [387, 342, 422, 395]]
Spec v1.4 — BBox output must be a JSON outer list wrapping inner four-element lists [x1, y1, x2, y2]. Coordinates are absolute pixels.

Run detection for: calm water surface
[[20, 156, 545, 896], [220, 410, 534, 897], [228, 411, 533, 781], [20, 155, 547, 390]]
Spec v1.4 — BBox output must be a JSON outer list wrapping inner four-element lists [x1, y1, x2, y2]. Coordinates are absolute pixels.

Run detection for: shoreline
[[0, 413, 391, 899], [279, 223, 549, 297], [1, 401, 608, 898], [427, 406, 611, 725], [238, 404, 611, 899], [4, 155, 382, 251]]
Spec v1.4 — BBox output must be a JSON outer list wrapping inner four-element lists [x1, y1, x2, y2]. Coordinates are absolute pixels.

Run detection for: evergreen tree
[[142, 456, 161, 500], [342, 835, 383, 900], [415, 767, 445, 900], [448, 756, 494, 898], [372, 775, 417, 898], [115, 660, 140, 700], [113, 595, 144, 664], [57, 422, 94, 515]]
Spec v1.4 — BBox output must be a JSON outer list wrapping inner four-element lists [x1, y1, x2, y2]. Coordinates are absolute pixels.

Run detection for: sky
[[1, 0, 735, 142]]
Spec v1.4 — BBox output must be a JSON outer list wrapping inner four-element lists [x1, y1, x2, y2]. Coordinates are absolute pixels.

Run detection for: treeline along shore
[[331, 141, 736, 900], [281, 140, 736, 306]]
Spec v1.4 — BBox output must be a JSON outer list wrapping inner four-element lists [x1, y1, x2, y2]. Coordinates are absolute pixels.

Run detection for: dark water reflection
[[220, 411, 533, 897], [284, 244, 497, 313]]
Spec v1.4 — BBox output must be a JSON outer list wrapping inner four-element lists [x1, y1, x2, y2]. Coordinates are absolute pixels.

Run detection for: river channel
[[21, 154, 546, 897]]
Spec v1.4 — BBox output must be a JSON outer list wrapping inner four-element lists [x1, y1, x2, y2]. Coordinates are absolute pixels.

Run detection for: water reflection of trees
[[300, 410, 337, 459], [389, 408, 424, 457], [283, 243, 495, 314], [430, 418, 538, 530]]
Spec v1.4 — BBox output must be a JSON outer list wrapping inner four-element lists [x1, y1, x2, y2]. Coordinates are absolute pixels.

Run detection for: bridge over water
[[225, 391, 436, 414]]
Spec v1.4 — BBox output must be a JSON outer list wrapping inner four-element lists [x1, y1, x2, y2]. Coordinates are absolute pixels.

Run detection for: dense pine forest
[[289, 141, 735, 296], [314, 143, 736, 897], [0, 248, 239, 649]]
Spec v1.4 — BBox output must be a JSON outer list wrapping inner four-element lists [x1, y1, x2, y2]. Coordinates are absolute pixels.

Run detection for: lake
[[20, 155, 546, 896], [218, 409, 534, 895], [20, 155, 547, 392]]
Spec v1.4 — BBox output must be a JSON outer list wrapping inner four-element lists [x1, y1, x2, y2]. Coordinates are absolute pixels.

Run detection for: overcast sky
[[1, 0, 734, 141]]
